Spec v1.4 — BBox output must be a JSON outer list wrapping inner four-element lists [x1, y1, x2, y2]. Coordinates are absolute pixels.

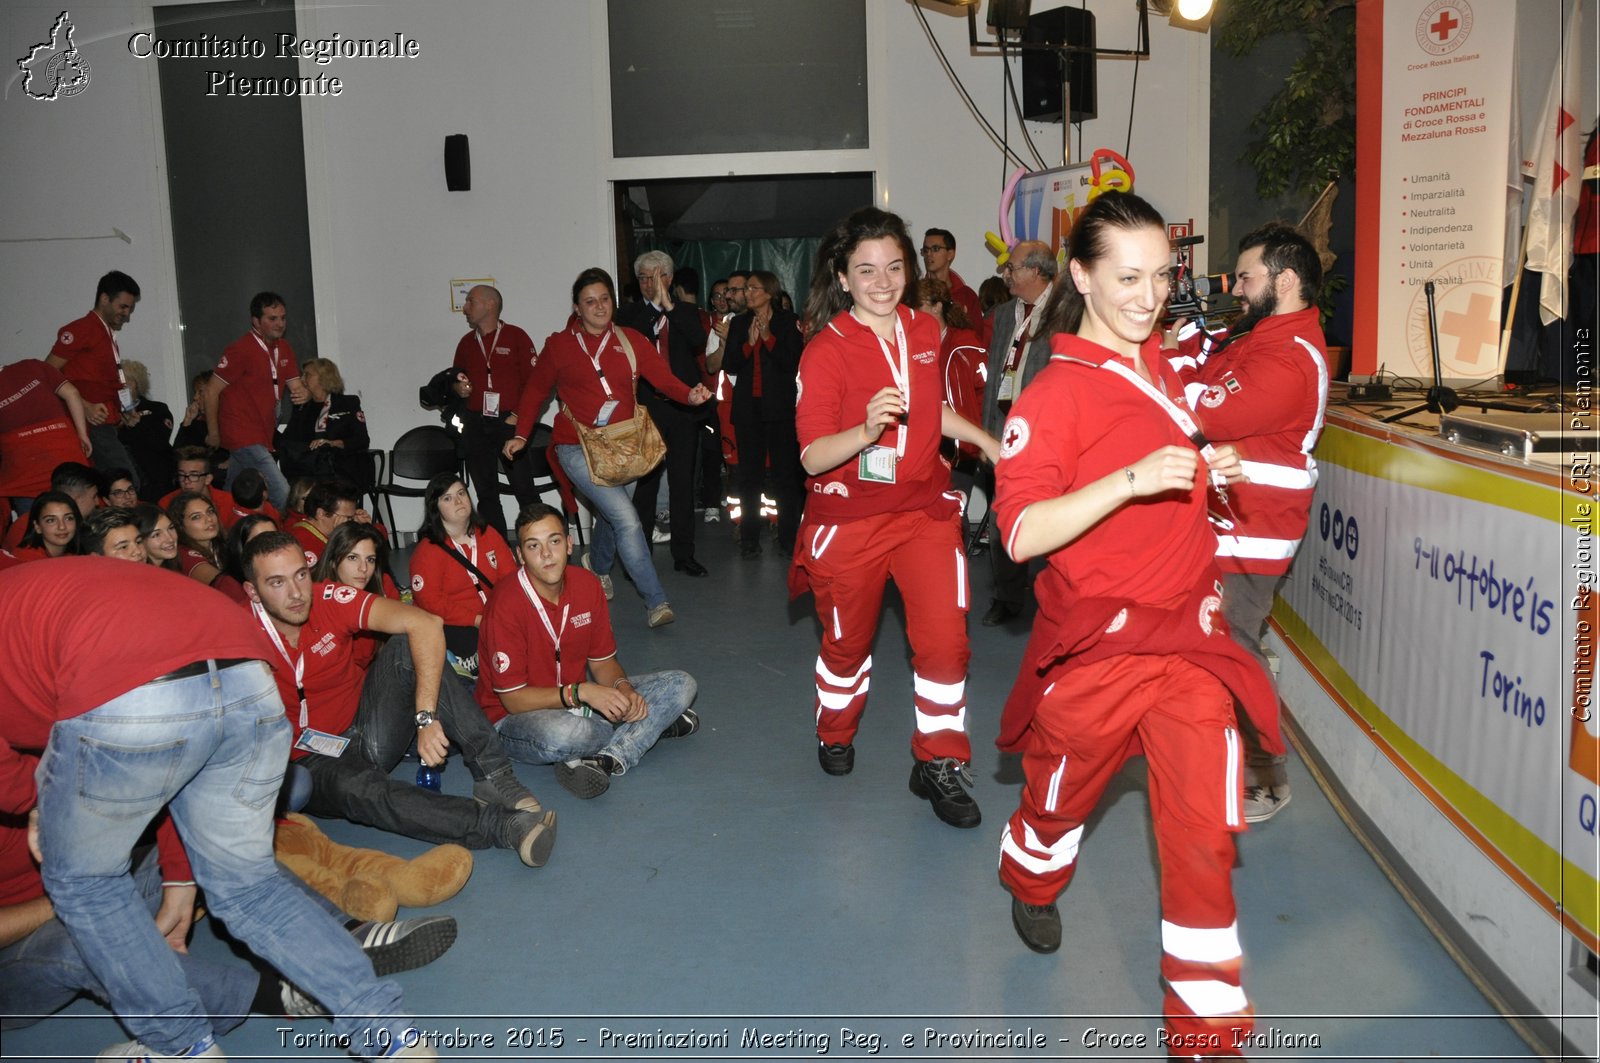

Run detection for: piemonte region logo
[[17, 11, 91, 100]]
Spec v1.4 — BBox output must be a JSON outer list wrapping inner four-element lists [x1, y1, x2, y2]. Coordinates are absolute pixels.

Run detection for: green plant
[[1217, 0, 1358, 201]]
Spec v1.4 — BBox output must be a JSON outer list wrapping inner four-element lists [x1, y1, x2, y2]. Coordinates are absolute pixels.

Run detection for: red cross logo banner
[[1415, 0, 1473, 56]]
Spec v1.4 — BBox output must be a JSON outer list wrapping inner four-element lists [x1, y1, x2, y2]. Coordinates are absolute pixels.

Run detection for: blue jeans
[[555, 443, 667, 609], [494, 670, 696, 771], [34, 660, 412, 1058], [224, 443, 290, 512]]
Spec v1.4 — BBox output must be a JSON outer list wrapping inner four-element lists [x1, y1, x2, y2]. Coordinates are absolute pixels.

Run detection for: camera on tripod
[[1165, 234, 1235, 327]]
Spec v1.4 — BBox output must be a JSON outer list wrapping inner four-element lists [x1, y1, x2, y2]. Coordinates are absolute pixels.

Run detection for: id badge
[[996, 371, 1018, 403], [595, 400, 620, 427], [294, 728, 350, 757], [118, 387, 136, 413], [482, 389, 501, 417], [858, 445, 898, 484]]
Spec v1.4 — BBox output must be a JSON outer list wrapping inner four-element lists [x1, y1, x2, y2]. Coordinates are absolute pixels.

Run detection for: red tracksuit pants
[[799, 508, 972, 763], [998, 653, 1253, 1056]]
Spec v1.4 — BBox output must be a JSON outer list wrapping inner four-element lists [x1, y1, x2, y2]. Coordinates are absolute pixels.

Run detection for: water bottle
[[415, 760, 443, 791]]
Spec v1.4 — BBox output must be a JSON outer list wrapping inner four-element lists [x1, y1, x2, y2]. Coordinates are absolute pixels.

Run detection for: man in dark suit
[[980, 240, 1057, 626], [618, 251, 710, 577]]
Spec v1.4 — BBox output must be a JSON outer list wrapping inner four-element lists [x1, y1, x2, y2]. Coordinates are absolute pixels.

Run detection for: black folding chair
[[374, 426, 463, 548]]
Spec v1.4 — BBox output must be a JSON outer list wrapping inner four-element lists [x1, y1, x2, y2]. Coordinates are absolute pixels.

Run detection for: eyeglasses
[[920, 246, 949, 255], [176, 471, 208, 482], [1001, 263, 1037, 276], [108, 486, 138, 499]]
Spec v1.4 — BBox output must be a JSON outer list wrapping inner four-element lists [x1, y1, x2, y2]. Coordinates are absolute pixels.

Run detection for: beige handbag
[[564, 330, 667, 487]]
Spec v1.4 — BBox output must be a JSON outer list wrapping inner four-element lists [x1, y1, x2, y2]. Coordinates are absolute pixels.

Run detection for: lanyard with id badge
[[253, 602, 349, 757], [576, 328, 621, 427], [477, 325, 503, 417], [858, 314, 909, 485], [101, 315, 137, 414]]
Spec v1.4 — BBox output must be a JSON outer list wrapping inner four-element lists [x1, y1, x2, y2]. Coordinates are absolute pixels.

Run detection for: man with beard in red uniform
[[1166, 222, 1329, 823], [46, 271, 143, 485]]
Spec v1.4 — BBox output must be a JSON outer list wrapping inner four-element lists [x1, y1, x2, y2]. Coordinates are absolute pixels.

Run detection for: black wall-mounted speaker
[[1021, 7, 1097, 124], [444, 134, 471, 191]]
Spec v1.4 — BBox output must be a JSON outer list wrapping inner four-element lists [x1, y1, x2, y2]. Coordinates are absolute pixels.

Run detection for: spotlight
[[1142, 0, 1215, 32]]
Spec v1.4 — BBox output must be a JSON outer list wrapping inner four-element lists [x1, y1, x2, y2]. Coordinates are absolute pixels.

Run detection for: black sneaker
[[908, 757, 981, 828], [348, 915, 459, 977], [1010, 896, 1061, 954], [554, 755, 614, 799], [501, 808, 558, 866], [659, 707, 699, 739], [472, 766, 544, 813], [818, 741, 855, 776]]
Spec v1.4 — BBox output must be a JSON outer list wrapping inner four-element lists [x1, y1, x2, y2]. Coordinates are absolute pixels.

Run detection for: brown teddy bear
[[274, 813, 473, 922]]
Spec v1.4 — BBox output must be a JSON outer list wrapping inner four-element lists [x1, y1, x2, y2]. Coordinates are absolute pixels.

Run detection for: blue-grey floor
[[4, 521, 1531, 1062]]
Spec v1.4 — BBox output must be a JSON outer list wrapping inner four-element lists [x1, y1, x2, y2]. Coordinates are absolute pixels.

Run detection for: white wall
[[1, 0, 1208, 458]]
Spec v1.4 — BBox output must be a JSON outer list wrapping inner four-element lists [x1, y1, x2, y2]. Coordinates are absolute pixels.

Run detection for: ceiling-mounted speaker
[[987, 0, 1031, 36], [1021, 7, 1097, 123], [444, 134, 470, 191]]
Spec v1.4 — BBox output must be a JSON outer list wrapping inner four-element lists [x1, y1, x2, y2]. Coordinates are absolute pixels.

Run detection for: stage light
[[1176, 0, 1213, 18], [1143, 0, 1215, 32]]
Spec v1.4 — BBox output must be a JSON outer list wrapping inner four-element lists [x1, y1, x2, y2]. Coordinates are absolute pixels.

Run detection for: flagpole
[[1497, 241, 1529, 369]]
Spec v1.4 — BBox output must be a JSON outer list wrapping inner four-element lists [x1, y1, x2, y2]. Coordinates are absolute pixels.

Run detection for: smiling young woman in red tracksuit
[[991, 192, 1281, 1060], [789, 207, 999, 830]]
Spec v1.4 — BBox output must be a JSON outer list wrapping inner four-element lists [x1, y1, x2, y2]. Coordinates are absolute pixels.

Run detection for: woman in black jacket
[[279, 358, 372, 488], [721, 270, 804, 558]]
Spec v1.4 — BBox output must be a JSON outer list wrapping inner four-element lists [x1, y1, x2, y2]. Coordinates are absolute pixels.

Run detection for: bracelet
[[612, 677, 633, 690], [558, 684, 571, 709], [1124, 467, 1136, 495], [570, 682, 583, 708]]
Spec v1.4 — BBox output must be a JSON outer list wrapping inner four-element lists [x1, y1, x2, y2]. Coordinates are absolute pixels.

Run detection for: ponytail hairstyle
[[1038, 191, 1168, 338], [803, 207, 920, 340]]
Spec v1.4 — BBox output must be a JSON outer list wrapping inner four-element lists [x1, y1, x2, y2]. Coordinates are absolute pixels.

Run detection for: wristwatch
[[414, 710, 436, 728]]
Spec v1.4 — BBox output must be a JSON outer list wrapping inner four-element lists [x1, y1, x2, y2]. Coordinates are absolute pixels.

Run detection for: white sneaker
[[598, 574, 614, 600], [651, 526, 671, 543], [279, 980, 327, 1018], [1243, 783, 1291, 823], [98, 1036, 225, 1061], [647, 602, 675, 628], [703, 509, 721, 523]]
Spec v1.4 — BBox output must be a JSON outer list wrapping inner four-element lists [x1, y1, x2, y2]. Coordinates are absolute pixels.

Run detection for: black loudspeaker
[[444, 134, 470, 191], [987, 0, 1031, 34], [1021, 7, 1097, 123]]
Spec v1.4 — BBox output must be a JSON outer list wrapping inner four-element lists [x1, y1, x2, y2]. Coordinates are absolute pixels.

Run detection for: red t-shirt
[[475, 567, 616, 725], [48, 312, 124, 426], [940, 326, 986, 459], [409, 528, 515, 627], [994, 334, 1217, 610], [512, 325, 694, 447], [251, 581, 377, 756], [289, 520, 330, 569], [160, 486, 240, 529], [0, 360, 84, 498], [794, 305, 950, 522], [0, 558, 273, 812], [215, 331, 298, 451], [452, 323, 537, 415]]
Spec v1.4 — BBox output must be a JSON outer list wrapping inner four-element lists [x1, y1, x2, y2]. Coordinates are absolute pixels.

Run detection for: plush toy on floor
[[274, 813, 473, 922]]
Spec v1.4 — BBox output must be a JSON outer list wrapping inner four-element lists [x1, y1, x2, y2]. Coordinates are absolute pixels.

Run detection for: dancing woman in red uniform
[[790, 207, 999, 829], [992, 192, 1280, 1058]]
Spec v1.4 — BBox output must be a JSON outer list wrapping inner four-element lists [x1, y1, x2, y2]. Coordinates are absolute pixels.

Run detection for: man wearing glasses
[[920, 229, 986, 343], [103, 470, 140, 509], [159, 445, 237, 526], [979, 240, 1056, 627]]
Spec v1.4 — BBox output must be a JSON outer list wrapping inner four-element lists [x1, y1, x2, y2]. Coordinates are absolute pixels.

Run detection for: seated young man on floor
[[240, 531, 558, 867], [287, 480, 360, 568], [159, 446, 238, 526], [476, 502, 700, 799], [0, 814, 457, 1038], [78, 506, 144, 562]]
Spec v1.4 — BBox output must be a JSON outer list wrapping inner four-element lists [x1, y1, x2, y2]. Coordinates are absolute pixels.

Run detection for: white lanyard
[[1097, 355, 1238, 512], [253, 332, 282, 401], [573, 329, 617, 399], [451, 534, 488, 604], [99, 314, 130, 392], [252, 602, 308, 729], [315, 397, 332, 434], [859, 312, 910, 459], [1006, 286, 1050, 371], [475, 325, 502, 390], [517, 568, 569, 673]]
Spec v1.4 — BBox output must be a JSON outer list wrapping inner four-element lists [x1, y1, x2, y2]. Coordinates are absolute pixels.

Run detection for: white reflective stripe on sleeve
[[811, 524, 838, 559], [954, 547, 967, 609], [1162, 920, 1242, 963], [1224, 726, 1241, 827], [1044, 755, 1067, 813], [1167, 354, 1199, 373], [1177, 321, 1201, 341], [1215, 534, 1300, 561], [999, 822, 1083, 874], [913, 673, 965, 706], [1005, 502, 1035, 561], [914, 706, 967, 734], [819, 683, 870, 710], [817, 655, 873, 688], [1184, 381, 1207, 407], [1294, 335, 1330, 458], [1168, 978, 1249, 1017], [1238, 460, 1316, 490], [830, 606, 842, 640]]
